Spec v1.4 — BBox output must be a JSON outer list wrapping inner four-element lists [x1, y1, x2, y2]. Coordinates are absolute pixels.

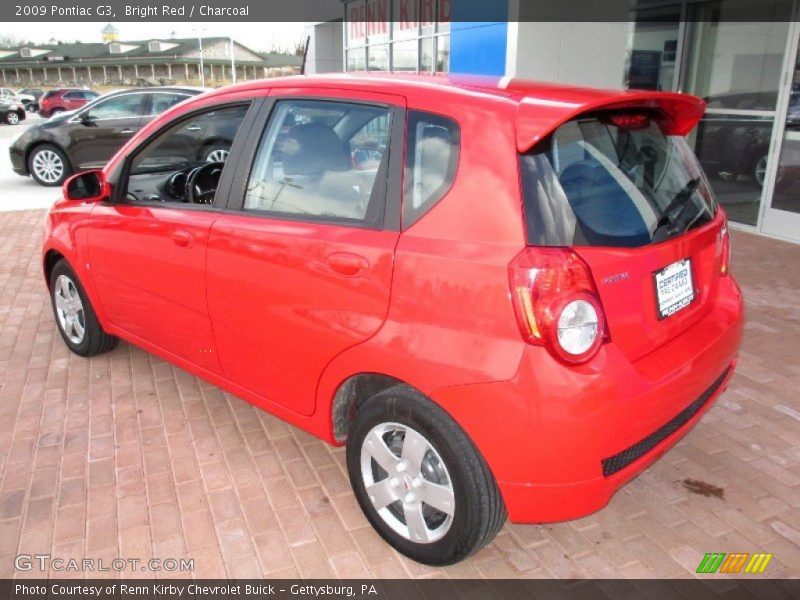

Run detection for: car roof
[[201, 73, 707, 152], [106, 86, 203, 96]]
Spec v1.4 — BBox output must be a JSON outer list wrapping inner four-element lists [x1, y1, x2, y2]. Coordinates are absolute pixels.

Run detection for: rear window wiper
[[652, 177, 701, 241]]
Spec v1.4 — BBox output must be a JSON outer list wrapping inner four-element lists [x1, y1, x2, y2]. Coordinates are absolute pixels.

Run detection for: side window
[[148, 93, 191, 115], [403, 110, 460, 228], [123, 104, 249, 205], [243, 99, 391, 226], [84, 94, 144, 120], [63, 92, 79, 100]]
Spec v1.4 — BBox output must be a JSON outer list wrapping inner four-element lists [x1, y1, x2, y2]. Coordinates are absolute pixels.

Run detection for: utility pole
[[230, 37, 236, 84], [199, 35, 205, 88]]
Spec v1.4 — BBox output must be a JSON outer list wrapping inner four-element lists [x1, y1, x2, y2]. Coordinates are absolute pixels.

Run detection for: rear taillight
[[720, 222, 730, 277], [508, 247, 607, 364]]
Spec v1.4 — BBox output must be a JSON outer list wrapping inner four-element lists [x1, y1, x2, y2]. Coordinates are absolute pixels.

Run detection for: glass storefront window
[[769, 58, 800, 215], [420, 36, 434, 73], [626, 6, 680, 91], [345, 0, 450, 74], [392, 0, 418, 40], [367, 44, 390, 71], [420, 0, 436, 36], [682, 2, 791, 225], [392, 39, 418, 71], [347, 48, 366, 71], [435, 35, 450, 73]]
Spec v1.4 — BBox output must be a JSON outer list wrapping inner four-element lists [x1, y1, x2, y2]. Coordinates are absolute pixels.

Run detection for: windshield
[[520, 112, 716, 248]]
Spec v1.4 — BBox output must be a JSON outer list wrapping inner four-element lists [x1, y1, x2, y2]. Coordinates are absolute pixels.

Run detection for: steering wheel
[[185, 162, 224, 205]]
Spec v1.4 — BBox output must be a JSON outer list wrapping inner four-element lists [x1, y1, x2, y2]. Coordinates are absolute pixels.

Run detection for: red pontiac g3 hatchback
[[42, 74, 743, 565]]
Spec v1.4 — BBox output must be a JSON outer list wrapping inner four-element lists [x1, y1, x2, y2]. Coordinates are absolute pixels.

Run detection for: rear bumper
[[498, 363, 734, 522], [431, 275, 743, 523]]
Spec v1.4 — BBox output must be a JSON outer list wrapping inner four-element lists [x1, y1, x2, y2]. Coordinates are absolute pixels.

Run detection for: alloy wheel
[[32, 149, 65, 184], [360, 422, 455, 544], [755, 155, 768, 187], [7, 112, 19, 125], [53, 274, 86, 344], [205, 149, 230, 163]]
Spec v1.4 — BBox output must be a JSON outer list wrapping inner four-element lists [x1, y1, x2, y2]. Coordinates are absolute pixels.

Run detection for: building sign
[[346, 0, 451, 45], [345, 0, 451, 73], [628, 50, 661, 90]]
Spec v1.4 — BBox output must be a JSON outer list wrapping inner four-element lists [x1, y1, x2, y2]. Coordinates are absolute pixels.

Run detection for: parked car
[[39, 88, 100, 118], [695, 90, 800, 187], [16, 87, 43, 111], [10, 87, 201, 186], [0, 97, 25, 125], [42, 75, 743, 565], [0, 87, 18, 101]]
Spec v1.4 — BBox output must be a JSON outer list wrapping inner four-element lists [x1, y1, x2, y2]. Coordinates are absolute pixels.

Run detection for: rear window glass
[[520, 112, 716, 248], [403, 110, 460, 228]]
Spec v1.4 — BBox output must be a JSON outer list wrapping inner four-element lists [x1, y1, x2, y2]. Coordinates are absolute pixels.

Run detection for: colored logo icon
[[696, 553, 772, 574]]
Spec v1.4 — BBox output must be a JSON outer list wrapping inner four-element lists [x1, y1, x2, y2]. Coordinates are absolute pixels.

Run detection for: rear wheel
[[28, 144, 71, 186], [346, 385, 506, 565], [49, 259, 118, 357], [6, 111, 19, 125], [50, 107, 64, 116]]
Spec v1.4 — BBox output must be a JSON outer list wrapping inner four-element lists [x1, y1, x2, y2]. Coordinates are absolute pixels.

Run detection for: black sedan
[[0, 97, 26, 125], [9, 87, 201, 186]]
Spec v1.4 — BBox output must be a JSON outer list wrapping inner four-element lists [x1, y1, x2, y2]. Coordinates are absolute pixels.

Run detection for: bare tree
[[0, 34, 24, 49]]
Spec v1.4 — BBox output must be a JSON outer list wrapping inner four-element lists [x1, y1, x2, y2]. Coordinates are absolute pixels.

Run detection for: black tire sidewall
[[49, 260, 97, 356], [28, 144, 71, 186], [346, 387, 495, 565]]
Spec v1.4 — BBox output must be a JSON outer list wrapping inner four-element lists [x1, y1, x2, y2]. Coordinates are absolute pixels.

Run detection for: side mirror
[[80, 112, 96, 125], [63, 170, 110, 203]]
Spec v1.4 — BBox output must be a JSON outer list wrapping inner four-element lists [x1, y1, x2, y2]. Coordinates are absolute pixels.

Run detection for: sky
[[7, 22, 309, 54]]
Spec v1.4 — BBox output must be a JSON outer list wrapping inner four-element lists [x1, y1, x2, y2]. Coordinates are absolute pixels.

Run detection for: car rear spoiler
[[513, 87, 707, 153]]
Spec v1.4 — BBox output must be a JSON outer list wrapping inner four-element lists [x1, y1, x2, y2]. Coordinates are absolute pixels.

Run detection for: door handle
[[170, 229, 193, 247], [186, 125, 201, 131], [326, 252, 369, 276], [120, 128, 135, 135]]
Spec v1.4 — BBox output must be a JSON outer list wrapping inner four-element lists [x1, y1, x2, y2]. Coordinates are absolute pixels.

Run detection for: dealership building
[[306, 0, 800, 244]]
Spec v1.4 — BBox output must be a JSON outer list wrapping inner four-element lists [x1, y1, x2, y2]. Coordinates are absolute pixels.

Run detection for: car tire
[[346, 385, 506, 565], [6, 111, 19, 125], [28, 144, 72, 186], [752, 152, 769, 188], [49, 259, 119, 357], [50, 107, 64, 116]]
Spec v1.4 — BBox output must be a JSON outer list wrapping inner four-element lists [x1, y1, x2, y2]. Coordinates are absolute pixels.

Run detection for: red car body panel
[[42, 74, 743, 523], [39, 89, 93, 118]]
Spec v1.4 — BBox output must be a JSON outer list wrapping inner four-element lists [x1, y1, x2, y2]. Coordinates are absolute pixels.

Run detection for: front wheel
[[752, 153, 769, 188], [6, 111, 19, 125], [49, 259, 119, 357], [28, 144, 71, 186], [346, 385, 506, 565]]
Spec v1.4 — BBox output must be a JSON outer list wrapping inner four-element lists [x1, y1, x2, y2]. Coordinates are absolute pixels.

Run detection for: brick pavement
[[0, 209, 798, 579]]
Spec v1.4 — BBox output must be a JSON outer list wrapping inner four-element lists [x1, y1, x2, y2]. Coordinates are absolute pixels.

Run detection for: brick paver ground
[[1, 209, 799, 579]]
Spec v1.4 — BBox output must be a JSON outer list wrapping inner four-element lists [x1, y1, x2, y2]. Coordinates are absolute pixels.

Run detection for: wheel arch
[[43, 248, 66, 285], [330, 372, 407, 443]]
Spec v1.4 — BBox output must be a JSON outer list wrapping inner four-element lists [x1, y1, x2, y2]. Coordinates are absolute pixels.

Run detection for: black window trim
[[402, 109, 461, 230], [110, 97, 262, 213], [224, 95, 404, 233]]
